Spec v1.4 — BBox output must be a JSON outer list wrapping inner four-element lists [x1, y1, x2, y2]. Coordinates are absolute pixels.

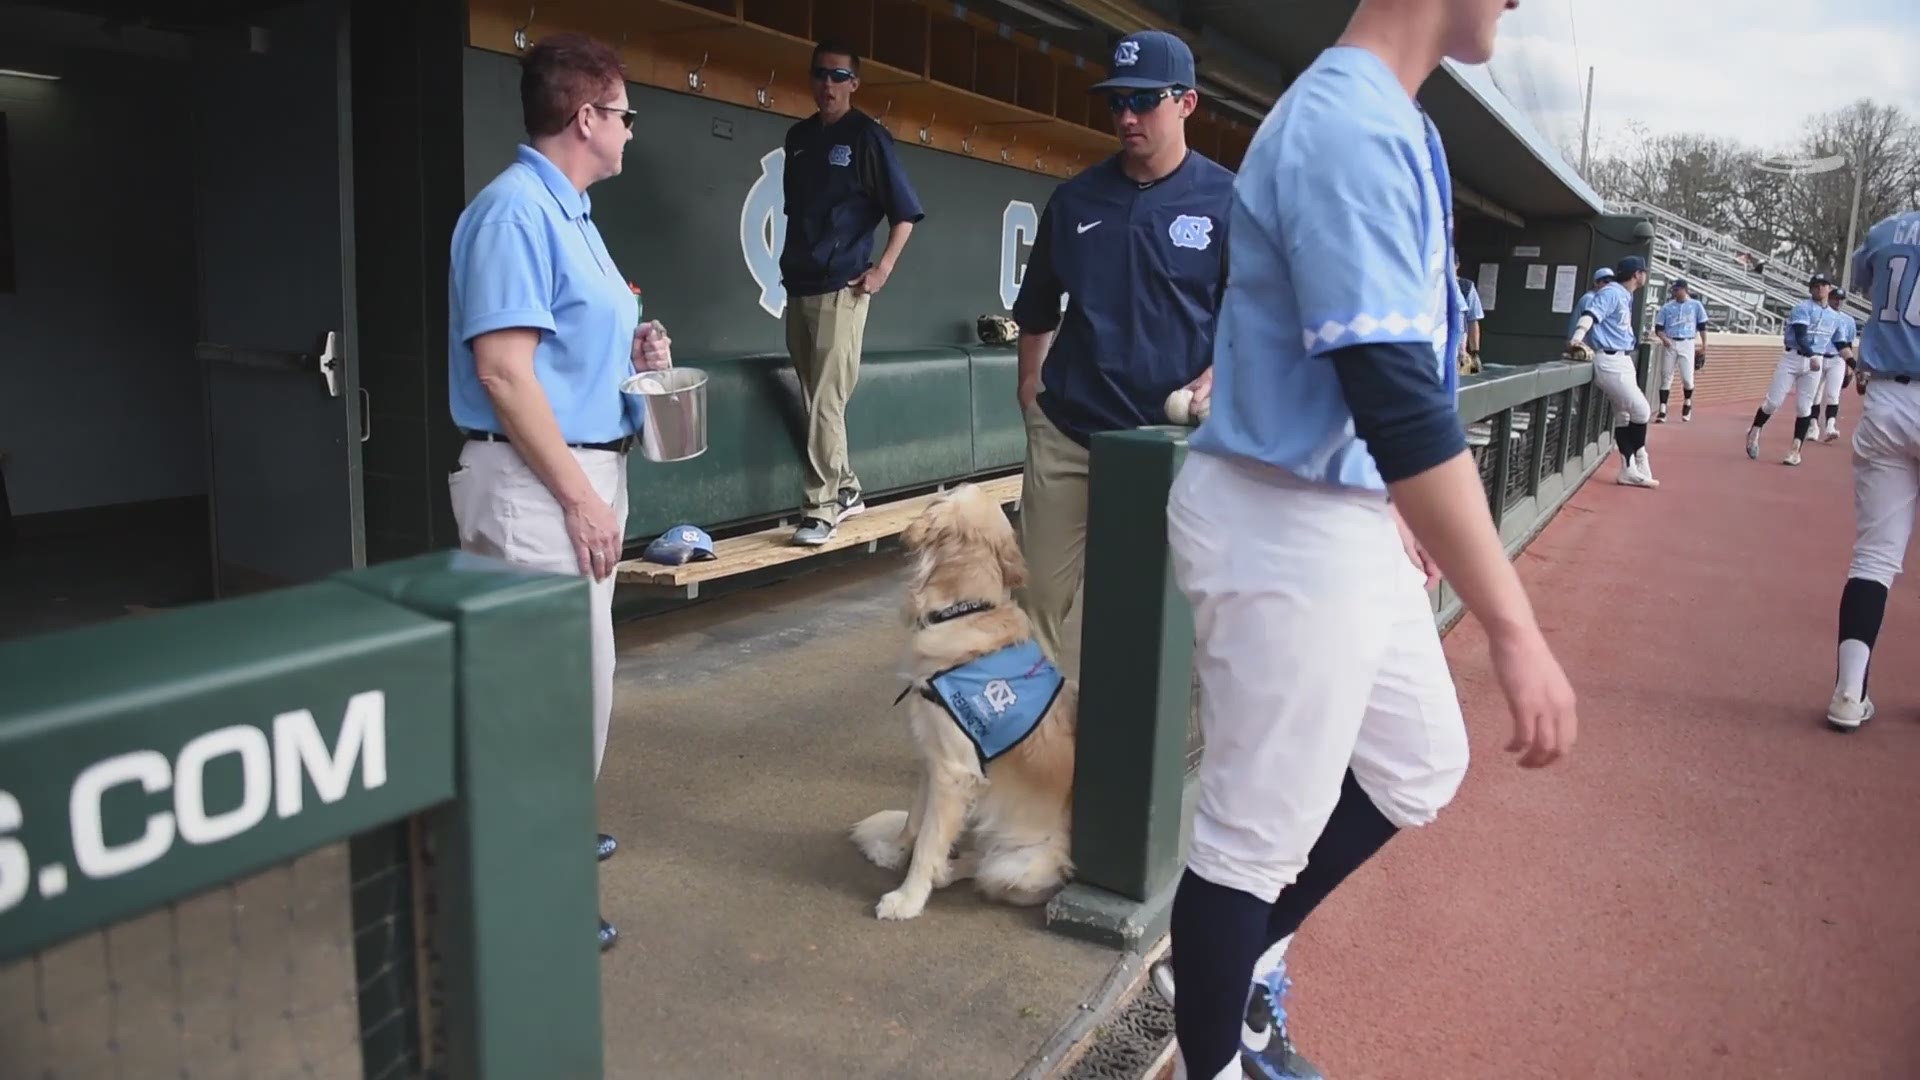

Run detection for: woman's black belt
[[464, 430, 633, 453]]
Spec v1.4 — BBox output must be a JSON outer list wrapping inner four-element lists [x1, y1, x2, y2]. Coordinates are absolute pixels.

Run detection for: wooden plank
[[616, 475, 1022, 590]]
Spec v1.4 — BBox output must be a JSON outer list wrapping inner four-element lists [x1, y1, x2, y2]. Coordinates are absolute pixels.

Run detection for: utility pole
[[1842, 162, 1864, 292], [1579, 65, 1595, 178]]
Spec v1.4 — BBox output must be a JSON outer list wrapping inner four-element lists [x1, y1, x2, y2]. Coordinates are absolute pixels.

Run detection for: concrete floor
[[593, 553, 1113, 1078]]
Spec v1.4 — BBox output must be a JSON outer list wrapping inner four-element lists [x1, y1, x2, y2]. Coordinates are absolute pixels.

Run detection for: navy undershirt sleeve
[[1789, 323, 1811, 355], [1328, 341, 1468, 483]]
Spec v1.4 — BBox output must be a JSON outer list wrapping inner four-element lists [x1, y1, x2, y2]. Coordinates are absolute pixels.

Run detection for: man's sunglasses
[[1107, 87, 1185, 115], [810, 66, 856, 83], [591, 103, 637, 129]]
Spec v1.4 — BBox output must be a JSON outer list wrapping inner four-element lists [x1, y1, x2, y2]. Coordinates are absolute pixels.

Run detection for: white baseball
[[1165, 388, 1195, 426]]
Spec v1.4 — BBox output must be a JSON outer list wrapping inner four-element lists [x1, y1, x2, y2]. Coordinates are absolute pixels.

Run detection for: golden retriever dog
[[850, 482, 1079, 921]]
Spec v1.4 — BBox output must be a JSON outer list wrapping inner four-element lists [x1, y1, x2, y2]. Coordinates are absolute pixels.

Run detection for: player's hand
[[1390, 505, 1441, 590], [1564, 341, 1593, 363], [1488, 627, 1578, 768], [1184, 367, 1214, 418], [849, 261, 893, 296], [633, 320, 672, 371], [565, 493, 624, 582]]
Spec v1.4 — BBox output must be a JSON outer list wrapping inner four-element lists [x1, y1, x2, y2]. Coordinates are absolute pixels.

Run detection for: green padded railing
[[1045, 361, 1603, 948], [0, 551, 605, 1079]]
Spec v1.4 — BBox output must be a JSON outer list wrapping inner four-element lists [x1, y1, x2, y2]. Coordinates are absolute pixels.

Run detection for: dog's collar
[[914, 599, 996, 629]]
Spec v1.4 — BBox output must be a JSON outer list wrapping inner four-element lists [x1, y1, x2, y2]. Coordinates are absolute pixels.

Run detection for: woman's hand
[[634, 320, 672, 371]]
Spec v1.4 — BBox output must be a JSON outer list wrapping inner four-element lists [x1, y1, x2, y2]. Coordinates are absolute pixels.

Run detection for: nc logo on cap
[[1114, 40, 1140, 65]]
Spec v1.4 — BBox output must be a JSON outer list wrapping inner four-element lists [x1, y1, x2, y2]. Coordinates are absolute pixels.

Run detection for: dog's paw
[[875, 888, 927, 921]]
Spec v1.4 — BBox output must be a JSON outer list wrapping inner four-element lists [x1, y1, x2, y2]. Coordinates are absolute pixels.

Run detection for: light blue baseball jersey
[[1656, 298, 1707, 340], [448, 144, 640, 444], [1581, 281, 1637, 352], [1188, 45, 1461, 494], [1785, 298, 1840, 356], [1852, 210, 1920, 377], [1827, 308, 1854, 355]]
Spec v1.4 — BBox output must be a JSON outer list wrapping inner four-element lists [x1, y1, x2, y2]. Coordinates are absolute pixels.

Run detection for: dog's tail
[[850, 809, 911, 871]]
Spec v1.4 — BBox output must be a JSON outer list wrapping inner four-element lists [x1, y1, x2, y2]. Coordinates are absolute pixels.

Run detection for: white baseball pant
[[1819, 355, 1847, 407], [1592, 350, 1652, 425], [449, 440, 631, 777], [1848, 378, 1920, 588], [1167, 452, 1470, 904], [1658, 338, 1697, 392], [1761, 351, 1821, 417]]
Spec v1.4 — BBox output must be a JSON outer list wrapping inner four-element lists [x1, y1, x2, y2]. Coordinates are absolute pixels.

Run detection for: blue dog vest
[[897, 639, 1064, 765]]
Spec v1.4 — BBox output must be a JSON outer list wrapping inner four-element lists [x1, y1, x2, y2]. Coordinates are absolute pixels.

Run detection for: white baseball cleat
[[1823, 422, 1841, 442], [1746, 428, 1760, 459], [1617, 461, 1659, 488], [1826, 690, 1875, 732], [1633, 446, 1655, 482], [1784, 446, 1802, 466]]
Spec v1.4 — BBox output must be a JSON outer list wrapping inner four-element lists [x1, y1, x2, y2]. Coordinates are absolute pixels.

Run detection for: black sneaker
[[599, 917, 619, 952], [793, 517, 835, 546], [1239, 962, 1324, 1080], [837, 487, 866, 519], [597, 832, 617, 862]]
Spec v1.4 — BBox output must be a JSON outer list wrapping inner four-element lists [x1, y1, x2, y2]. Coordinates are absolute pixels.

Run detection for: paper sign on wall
[[1525, 264, 1549, 290], [1551, 265, 1578, 313], [1512, 245, 1542, 258], [1476, 263, 1499, 312]]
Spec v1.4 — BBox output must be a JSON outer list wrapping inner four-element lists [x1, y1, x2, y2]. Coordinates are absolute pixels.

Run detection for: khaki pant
[[448, 440, 630, 778], [1016, 401, 1090, 677], [786, 287, 869, 523]]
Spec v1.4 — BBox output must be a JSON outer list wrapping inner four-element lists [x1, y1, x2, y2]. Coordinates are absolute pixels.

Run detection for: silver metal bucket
[[621, 368, 708, 463]]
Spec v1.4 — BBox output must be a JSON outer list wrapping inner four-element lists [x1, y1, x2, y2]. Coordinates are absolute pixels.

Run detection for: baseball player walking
[[1567, 256, 1660, 487], [1158, 2, 1579, 1077], [1745, 273, 1841, 466], [1826, 208, 1920, 732], [1653, 279, 1709, 423], [1812, 286, 1858, 443]]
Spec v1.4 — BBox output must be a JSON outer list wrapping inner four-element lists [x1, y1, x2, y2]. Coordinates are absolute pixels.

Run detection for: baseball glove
[[1564, 341, 1594, 363], [1856, 368, 1871, 396], [976, 314, 1019, 346]]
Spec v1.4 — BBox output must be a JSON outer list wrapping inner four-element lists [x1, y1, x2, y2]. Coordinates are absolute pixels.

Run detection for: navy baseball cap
[[1615, 255, 1648, 277], [1670, 278, 1689, 291], [643, 524, 716, 566], [1831, 286, 1847, 299], [1809, 272, 1833, 286], [1090, 30, 1196, 91]]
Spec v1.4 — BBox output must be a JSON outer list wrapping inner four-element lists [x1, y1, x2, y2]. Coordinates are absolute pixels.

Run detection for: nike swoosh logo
[[1077, 221, 1101, 234]]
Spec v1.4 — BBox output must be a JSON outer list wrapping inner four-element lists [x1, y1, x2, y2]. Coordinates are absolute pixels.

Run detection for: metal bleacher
[[1621, 197, 1872, 337]]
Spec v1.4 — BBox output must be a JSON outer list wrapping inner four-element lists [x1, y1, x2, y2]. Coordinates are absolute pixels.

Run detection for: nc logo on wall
[[740, 147, 789, 319]]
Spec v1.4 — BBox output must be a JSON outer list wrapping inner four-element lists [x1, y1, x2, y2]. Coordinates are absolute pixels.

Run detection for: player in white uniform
[[1566, 256, 1659, 487], [1746, 273, 1841, 466], [1653, 279, 1709, 423], [1156, 2, 1577, 1077], [1825, 209, 1920, 731], [1812, 286, 1858, 442]]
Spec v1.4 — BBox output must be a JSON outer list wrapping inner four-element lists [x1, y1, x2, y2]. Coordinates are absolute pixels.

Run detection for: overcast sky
[[1482, 0, 1920, 158]]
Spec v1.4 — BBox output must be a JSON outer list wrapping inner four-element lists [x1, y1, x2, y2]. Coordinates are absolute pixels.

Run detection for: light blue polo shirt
[[1188, 45, 1461, 494], [1582, 281, 1636, 353], [448, 144, 640, 444], [1853, 210, 1920, 377]]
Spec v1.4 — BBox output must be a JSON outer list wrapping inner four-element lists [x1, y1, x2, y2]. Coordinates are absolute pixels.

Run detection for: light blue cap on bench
[[642, 524, 716, 565]]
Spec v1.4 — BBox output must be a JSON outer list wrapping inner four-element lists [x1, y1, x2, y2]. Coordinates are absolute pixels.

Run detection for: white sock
[[1837, 640, 1871, 699]]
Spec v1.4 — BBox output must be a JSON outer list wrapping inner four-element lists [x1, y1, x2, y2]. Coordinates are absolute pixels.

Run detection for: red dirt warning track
[[1276, 403, 1920, 1078]]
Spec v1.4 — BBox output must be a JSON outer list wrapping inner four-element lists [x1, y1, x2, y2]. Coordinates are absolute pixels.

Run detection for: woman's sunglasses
[[810, 66, 856, 84], [591, 103, 637, 129]]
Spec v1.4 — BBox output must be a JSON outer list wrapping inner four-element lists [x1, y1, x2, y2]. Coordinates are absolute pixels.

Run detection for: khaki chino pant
[[786, 287, 870, 524], [1016, 400, 1090, 677], [448, 440, 630, 777]]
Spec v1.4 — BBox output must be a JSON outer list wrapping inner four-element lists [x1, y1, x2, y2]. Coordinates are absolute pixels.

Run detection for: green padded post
[[340, 551, 603, 1080], [1047, 427, 1194, 947]]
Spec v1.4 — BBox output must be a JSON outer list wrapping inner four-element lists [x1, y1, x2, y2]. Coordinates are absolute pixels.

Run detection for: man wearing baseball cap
[[1653, 278, 1709, 423], [1566, 265, 1614, 341], [1745, 272, 1840, 465], [1567, 255, 1660, 487], [1010, 29, 1235, 673]]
